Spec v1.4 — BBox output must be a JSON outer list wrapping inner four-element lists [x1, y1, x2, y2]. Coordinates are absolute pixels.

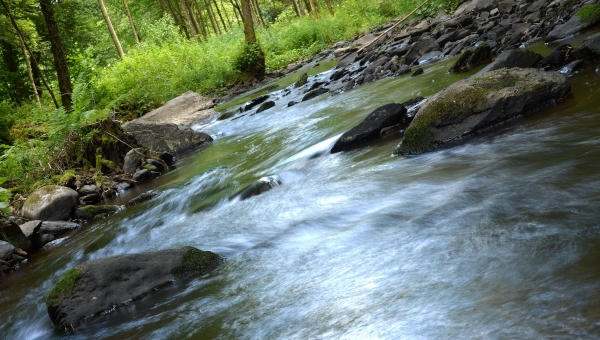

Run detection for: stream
[[2, 51, 600, 339]]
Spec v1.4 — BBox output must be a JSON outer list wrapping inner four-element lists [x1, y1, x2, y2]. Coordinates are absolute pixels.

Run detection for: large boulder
[[21, 185, 78, 221], [473, 49, 543, 77], [140, 91, 216, 126], [122, 120, 212, 155], [1, 217, 33, 251], [394, 68, 570, 155], [46, 247, 223, 330], [331, 104, 410, 153], [583, 32, 600, 55], [546, 5, 600, 42]]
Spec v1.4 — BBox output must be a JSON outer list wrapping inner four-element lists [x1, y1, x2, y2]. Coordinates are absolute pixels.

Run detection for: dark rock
[[331, 104, 410, 153], [395, 68, 571, 155], [0, 240, 15, 261], [404, 37, 440, 65], [387, 44, 411, 58], [477, 0, 497, 12], [38, 221, 80, 236], [308, 81, 325, 91], [566, 45, 594, 62], [546, 5, 600, 42], [456, 29, 473, 40], [410, 68, 425, 77], [473, 49, 543, 77], [21, 186, 78, 222], [509, 22, 532, 35], [364, 57, 390, 75], [122, 121, 212, 155], [583, 32, 600, 54], [78, 185, 99, 196], [74, 205, 120, 220], [114, 182, 131, 192], [81, 193, 101, 205], [559, 60, 583, 74], [294, 73, 309, 88], [330, 69, 349, 81], [396, 64, 412, 75], [301, 88, 328, 102], [336, 52, 359, 69], [126, 191, 160, 207], [123, 148, 146, 174], [436, 32, 456, 46], [242, 95, 269, 111], [524, 11, 541, 22], [450, 44, 492, 73], [45, 247, 223, 330], [19, 220, 42, 239], [132, 169, 152, 182], [159, 152, 175, 166], [287, 101, 297, 107], [417, 51, 442, 64], [235, 176, 282, 201], [526, 0, 548, 13], [146, 158, 167, 173], [1, 217, 33, 251]]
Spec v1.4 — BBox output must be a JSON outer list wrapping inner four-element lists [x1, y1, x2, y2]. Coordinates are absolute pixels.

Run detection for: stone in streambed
[[74, 205, 120, 220], [122, 121, 212, 155], [472, 49, 543, 78], [256, 101, 276, 113], [123, 148, 146, 174], [21, 185, 78, 222], [1, 217, 33, 251], [45, 247, 223, 330], [449, 44, 492, 73], [331, 104, 410, 153], [546, 4, 600, 42], [394, 68, 571, 155]]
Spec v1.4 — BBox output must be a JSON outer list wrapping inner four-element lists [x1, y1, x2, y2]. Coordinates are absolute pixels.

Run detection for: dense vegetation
[[0, 0, 463, 212]]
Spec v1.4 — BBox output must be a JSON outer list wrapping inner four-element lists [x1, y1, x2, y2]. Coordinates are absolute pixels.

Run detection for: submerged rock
[[256, 100, 276, 113], [395, 68, 571, 155], [21, 186, 78, 222], [45, 247, 223, 330], [331, 103, 410, 153], [235, 176, 282, 201]]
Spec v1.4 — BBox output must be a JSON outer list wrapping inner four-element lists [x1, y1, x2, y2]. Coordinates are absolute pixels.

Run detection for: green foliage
[[46, 268, 83, 307], [576, 4, 600, 23], [0, 101, 15, 145], [0, 177, 11, 215], [234, 43, 263, 73]]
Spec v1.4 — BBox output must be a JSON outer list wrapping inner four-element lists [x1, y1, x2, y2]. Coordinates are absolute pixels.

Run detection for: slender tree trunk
[[122, 0, 140, 43], [220, 0, 233, 29], [192, 0, 208, 39], [213, 0, 228, 31], [251, 0, 265, 26], [98, 0, 125, 59], [39, 0, 73, 110], [308, 0, 318, 19], [1, 41, 27, 104], [205, 0, 221, 35], [181, 0, 200, 41], [17, 33, 40, 105], [324, 0, 333, 15], [166, 0, 191, 39], [29, 51, 60, 108], [291, 0, 301, 17], [230, 0, 242, 24], [302, 0, 311, 15], [240, 0, 255, 44]]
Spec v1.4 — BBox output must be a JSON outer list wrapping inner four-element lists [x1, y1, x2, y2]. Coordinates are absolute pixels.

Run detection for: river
[[1, 52, 600, 339]]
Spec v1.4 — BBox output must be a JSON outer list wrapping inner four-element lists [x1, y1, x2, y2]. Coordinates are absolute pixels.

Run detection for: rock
[[404, 37, 440, 65], [1, 217, 33, 251], [473, 49, 543, 77], [387, 44, 411, 58], [396, 64, 412, 75], [159, 152, 175, 166], [123, 148, 146, 174], [336, 52, 359, 69], [132, 169, 152, 182], [542, 45, 569, 66], [38, 221, 80, 236], [242, 95, 269, 112], [394, 68, 570, 155], [526, 0, 547, 13], [126, 191, 160, 207], [78, 185, 99, 196], [294, 73, 309, 88], [302, 88, 328, 102], [449, 44, 492, 73], [122, 120, 212, 155], [137, 91, 216, 126], [235, 177, 281, 200], [559, 60, 583, 74], [19, 220, 42, 238], [0, 240, 15, 261], [436, 32, 456, 46], [256, 101, 276, 113], [477, 0, 496, 12], [417, 51, 442, 64], [74, 205, 120, 220], [146, 159, 167, 173], [410, 68, 425, 77], [583, 32, 600, 54], [20, 186, 78, 222], [546, 5, 600, 42], [45, 247, 223, 330], [331, 103, 410, 153]]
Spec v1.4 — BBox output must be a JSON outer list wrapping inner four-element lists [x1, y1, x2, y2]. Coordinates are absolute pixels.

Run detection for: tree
[[98, 0, 125, 59], [39, 0, 73, 111], [238, 0, 264, 79], [122, 0, 140, 43]]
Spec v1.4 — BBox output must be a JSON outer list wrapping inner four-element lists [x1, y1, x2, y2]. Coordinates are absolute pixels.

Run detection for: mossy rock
[[75, 204, 120, 220], [576, 4, 600, 23], [394, 68, 571, 155], [46, 268, 83, 308], [294, 72, 309, 88], [170, 248, 224, 280], [144, 164, 158, 171]]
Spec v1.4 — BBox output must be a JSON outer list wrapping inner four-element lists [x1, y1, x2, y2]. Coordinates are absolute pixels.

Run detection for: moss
[[397, 72, 522, 155], [144, 164, 158, 171], [95, 147, 117, 173], [576, 4, 600, 23], [46, 268, 83, 307], [449, 49, 473, 73], [294, 72, 308, 88], [52, 170, 77, 187], [81, 204, 119, 215], [171, 248, 223, 280]]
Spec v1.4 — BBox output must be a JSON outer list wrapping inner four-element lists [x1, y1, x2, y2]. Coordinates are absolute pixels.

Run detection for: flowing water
[[2, 54, 600, 339]]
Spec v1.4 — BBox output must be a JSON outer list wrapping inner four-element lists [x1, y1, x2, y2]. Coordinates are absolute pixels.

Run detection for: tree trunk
[[324, 0, 334, 15], [17, 33, 40, 105], [205, 0, 221, 35], [302, 0, 311, 15], [240, 0, 255, 44], [219, 0, 233, 29], [308, 0, 318, 19], [181, 0, 200, 41], [122, 0, 140, 43], [39, 0, 73, 110], [213, 0, 228, 31], [166, 0, 191, 39], [230, 0, 242, 25], [251, 0, 265, 27], [1, 41, 27, 104], [98, 0, 125, 59], [192, 0, 208, 40], [291, 0, 301, 17]]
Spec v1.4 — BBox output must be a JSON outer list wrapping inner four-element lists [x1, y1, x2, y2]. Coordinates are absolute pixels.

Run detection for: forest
[[0, 0, 461, 212]]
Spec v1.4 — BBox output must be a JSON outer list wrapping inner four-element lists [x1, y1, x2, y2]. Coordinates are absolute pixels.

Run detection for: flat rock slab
[[140, 91, 216, 127], [395, 68, 570, 155], [122, 120, 212, 155], [46, 246, 223, 330]]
